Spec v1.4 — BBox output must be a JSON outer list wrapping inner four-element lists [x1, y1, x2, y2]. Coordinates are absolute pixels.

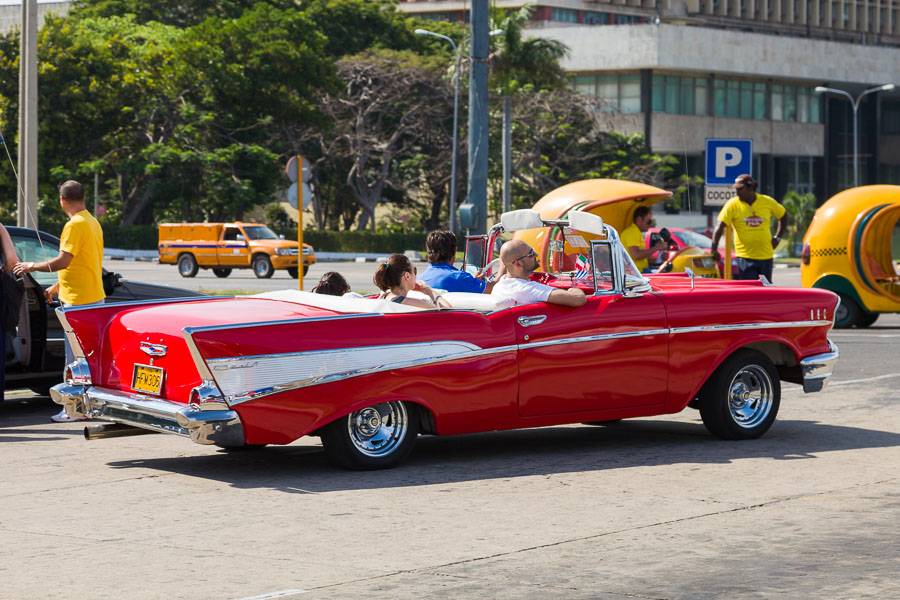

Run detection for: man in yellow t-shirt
[[14, 180, 105, 422], [621, 205, 668, 272], [711, 174, 787, 282]]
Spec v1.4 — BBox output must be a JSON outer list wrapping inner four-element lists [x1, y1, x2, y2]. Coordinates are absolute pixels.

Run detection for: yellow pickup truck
[[158, 222, 316, 279]]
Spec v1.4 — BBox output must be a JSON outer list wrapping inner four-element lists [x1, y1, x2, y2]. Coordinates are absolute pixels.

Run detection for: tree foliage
[[0, 0, 680, 236]]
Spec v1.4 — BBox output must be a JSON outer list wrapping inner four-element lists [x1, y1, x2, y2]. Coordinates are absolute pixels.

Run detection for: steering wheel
[[655, 246, 691, 274], [482, 258, 501, 281]]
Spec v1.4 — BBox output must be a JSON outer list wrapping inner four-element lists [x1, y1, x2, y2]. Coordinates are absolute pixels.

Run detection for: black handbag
[[0, 268, 24, 333]]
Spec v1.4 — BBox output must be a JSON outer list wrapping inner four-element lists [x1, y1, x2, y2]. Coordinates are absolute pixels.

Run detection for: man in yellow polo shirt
[[621, 205, 668, 272], [710, 174, 787, 281], [14, 180, 105, 422]]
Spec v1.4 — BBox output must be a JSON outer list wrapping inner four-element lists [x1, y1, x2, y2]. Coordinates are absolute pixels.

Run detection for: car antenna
[[0, 124, 53, 273]]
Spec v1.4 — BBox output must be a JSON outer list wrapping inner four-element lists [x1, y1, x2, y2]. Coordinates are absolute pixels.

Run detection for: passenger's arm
[[547, 287, 587, 307]]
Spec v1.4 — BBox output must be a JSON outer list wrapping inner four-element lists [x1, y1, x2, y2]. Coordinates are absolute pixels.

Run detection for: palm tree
[[489, 4, 569, 212]]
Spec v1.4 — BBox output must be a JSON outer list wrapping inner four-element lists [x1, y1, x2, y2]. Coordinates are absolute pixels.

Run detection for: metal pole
[[467, 0, 489, 235], [450, 46, 460, 234], [851, 98, 859, 187], [815, 84, 895, 189], [502, 96, 511, 213], [18, 0, 38, 229]]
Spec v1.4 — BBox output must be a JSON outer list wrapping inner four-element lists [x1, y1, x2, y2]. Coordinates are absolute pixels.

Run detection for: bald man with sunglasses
[[492, 239, 586, 307]]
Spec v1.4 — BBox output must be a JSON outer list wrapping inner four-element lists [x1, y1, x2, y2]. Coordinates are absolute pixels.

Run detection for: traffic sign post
[[705, 138, 752, 208], [287, 155, 311, 290]]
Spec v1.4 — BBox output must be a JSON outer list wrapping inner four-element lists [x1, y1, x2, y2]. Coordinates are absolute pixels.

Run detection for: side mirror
[[102, 271, 122, 295]]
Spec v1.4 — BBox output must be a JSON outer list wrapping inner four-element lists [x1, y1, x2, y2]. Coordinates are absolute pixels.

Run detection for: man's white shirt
[[491, 276, 554, 304]]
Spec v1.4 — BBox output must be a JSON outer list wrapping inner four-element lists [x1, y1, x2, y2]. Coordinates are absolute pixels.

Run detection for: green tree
[[781, 190, 817, 255]]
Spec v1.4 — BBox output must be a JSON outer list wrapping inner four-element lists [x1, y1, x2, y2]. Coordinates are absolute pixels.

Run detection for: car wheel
[[212, 268, 232, 278], [699, 349, 780, 440], [303, 265, 310, 277], [320, 401, 419, 470], [177, 254, 199, 278], [252, 255, 274, 279], [834, 293, 860, 328], [287, 267, 298, 279], [856, 310, 879, 328]]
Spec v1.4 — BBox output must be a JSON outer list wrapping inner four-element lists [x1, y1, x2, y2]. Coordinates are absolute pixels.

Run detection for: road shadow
[[104, 418, 900, 494], [0, 395, 69, 434]]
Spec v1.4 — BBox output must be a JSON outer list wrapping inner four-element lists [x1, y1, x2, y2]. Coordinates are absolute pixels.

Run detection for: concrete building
[[399, 0, 900, 205], [0, 1, 69, 31]]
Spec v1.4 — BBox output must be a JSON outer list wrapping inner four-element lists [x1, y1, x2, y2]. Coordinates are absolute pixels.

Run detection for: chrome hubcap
[[728, 364, 774, 429], [347, 401, 408, 457]]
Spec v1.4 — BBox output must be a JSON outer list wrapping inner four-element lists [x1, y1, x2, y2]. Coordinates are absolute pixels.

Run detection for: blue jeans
[[735, 257, 773, 282]]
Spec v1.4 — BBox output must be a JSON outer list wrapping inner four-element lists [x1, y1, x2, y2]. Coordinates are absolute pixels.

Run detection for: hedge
[[100, 223, 429, 254]]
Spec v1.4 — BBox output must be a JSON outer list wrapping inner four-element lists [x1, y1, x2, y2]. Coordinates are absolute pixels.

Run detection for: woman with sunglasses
[[373, 254, 450, 309]]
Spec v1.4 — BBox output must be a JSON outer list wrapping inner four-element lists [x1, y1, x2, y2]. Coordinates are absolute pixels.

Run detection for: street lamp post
[[416, 29, 462, 233], [815, 83, 895, 188]]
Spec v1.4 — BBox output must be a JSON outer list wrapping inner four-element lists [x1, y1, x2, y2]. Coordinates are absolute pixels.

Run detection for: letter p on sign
[[715, 147, 742, 177], [705, 139, 752, 185]]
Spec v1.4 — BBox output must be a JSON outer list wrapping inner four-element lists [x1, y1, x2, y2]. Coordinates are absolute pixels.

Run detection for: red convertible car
[[51, 210, 839, 470]]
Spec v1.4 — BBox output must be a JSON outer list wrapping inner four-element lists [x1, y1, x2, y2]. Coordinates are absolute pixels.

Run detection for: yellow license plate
[[132, 363, 165, 395]]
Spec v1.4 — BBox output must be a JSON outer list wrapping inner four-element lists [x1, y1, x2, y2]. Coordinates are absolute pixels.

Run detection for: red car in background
[[644, 227, 739, 277]]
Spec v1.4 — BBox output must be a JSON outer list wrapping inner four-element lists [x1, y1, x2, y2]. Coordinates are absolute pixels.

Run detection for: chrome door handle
[[517, 315, 547, 327]]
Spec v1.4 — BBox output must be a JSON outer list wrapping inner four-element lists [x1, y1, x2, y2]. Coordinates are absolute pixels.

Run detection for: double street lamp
[[815, 83, 896, 188]]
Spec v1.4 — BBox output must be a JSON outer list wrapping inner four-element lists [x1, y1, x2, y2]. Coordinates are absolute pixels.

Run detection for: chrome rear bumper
[[800, 340, 839, 393], [49, 384, 244, 446]]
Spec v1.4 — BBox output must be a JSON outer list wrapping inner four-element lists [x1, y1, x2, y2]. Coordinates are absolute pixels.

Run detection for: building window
[[571, 73, 643, 114], [652, 75, 707, 116], [583, 11, 609, 24], [419, 12, 458, 22], [551, 8, 578, 22], [772, 84, 821, 123], [884, 102, 900, 134], [613, 14, 646, 24]]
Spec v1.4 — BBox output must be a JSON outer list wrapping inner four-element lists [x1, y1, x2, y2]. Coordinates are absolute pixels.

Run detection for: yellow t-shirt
[[717, 194, 786, 260], [58, 210, 106, 305], [620, 222, 648, 271]]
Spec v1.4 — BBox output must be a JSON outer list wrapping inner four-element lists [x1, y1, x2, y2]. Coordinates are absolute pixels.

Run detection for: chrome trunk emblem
[[140, 342, 168, 357]]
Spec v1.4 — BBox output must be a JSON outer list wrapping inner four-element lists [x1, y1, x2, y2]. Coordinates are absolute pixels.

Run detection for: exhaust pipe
[[84, 423, 158, 440]]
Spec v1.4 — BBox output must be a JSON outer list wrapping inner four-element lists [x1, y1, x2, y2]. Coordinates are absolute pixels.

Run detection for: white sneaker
[[51, 408, 88, 423]]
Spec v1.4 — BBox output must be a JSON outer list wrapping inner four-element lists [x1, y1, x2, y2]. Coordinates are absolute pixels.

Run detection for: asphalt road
[[2, 263, 898, 599]]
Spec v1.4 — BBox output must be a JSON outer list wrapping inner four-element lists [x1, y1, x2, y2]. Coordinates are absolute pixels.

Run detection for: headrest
[[567, 211, 605, 236], [500, 209, 544, 232]]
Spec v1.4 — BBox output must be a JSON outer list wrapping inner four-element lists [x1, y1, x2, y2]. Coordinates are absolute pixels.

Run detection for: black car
[[4, 226, 207, 395]]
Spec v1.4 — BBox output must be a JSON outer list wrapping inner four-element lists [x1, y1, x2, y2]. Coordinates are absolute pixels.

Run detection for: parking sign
[[705, 139, 752, 185]]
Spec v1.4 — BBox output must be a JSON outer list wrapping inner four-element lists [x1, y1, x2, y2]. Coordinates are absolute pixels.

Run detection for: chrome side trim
[[49, 383, 244, 446], [800, 340, 840, 393], [670, 320, 833, 335], [227, 343, 519, 406], [216, 341, 484, 404], [518, 328, 669, 350], [60, 295, 214, 313], [64, 357, 92, 386]]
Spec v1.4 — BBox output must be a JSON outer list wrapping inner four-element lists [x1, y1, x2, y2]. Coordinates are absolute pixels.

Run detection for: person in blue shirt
[[419, 230, 500, 294]]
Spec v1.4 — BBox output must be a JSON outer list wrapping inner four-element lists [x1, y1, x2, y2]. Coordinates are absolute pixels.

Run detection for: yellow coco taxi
[[513, 179, 720, 277], [801, 185, 900, 328]]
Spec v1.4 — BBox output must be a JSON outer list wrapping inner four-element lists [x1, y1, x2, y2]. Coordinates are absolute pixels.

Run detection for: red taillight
[[801, 243, 811, 265]]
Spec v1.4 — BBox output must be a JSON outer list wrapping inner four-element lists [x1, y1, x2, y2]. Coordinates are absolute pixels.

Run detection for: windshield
[[11, 233, 59, 287], [242, 226, 279, 240], [677, 230, 714, 248]]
